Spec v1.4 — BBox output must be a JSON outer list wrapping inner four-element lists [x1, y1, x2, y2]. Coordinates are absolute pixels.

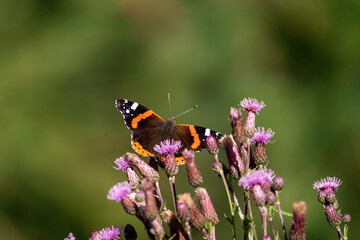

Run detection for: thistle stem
[[169, 176, 177, 215], [214, 154, 237, 240], [259, 206, 267, 236], [264, 206, 276, 238], [185, 222, 192, 240], [336, 226, 346, 240], [155, 182, 164, 207], [244, 189, 257, 240], [275, 191, 287, 240]]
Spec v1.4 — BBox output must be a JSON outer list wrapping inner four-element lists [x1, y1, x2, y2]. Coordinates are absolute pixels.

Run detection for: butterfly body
[[116, 99, 222, 164]]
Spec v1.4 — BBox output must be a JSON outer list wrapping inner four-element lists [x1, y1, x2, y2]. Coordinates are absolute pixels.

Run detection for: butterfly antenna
[[168, 93, 172, 113], [174, 105, 198, 119]]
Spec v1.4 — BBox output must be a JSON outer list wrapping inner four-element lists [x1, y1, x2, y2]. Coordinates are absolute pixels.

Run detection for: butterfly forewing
[[115, 99, 164, 130]]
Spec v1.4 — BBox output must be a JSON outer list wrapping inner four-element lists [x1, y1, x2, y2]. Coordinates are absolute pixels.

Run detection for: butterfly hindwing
[[175, 124, 222, 152]]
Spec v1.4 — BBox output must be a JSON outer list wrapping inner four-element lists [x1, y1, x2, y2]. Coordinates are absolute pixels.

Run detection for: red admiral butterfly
[[115, 99, 222, 165]]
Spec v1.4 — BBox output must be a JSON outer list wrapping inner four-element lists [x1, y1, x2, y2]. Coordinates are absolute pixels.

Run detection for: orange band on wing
[[160, 156, 186, 165], [131, 141, 154, 157], [188, 125, 201, 149], [131, 110, 156, 129]]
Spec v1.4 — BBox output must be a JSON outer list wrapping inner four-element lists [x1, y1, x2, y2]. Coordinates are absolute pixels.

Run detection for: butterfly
[[115, 99, 222, 165]]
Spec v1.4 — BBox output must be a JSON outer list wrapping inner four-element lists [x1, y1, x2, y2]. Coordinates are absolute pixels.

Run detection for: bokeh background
[[1, 0, 359, 239]]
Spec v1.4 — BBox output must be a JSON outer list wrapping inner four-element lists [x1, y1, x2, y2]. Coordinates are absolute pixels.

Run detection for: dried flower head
[[154, 139, 182, 155], [114, 156, 132, 172], [251, 127, 275, 145], [238, 168, 275, 189], [98, 226, 122, 240], [126, 168, 140, 190], [178, 193, 205, 229], [313, 177, 342, 192], [289, 201, 307, 240], [230, 107, 246, 144], [161, 210, 189, 240], [107, 182, 131, 202], [177, 202, 191, 222], [121, 196, 137, 215], [64, 232, 76, 240], [240, 98, 266, 113], [219, 135, 244, 178], [195, 187, 219, 225]]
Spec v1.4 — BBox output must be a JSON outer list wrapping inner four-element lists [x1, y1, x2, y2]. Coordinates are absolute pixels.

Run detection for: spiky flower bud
[[272, 176, 284, 191], [325, 190, 337, 204], [195, 187, 219, 225], [124, 224, 137, 240], [262, 181, 271, 194], [177, 202, 191, 222], [266, 192, 276, 206], [126, 153, 159, 183], [289, 201, 307, 240], [230, 107, 246, 144], [206, 135, 220, 155], [219, 135, 244, 178], [122, 196, 137, 215], [161, 210, 189, 240], [318, 191, 326, 204], [164, 154, 179, 177], [325, 205, 342, 227], [126, 168, 140, 190], [253, 143, 267, 165], [178, 193, 205, 229], [183, 149, 203, 187], [342, 214, 351, 223], [251, 184, 266, 206], [142, 180, 158, 221]]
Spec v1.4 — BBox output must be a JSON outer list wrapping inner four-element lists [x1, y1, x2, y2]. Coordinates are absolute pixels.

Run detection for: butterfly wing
[[175, 124, 223, 152], [116, 99, 165, 157]]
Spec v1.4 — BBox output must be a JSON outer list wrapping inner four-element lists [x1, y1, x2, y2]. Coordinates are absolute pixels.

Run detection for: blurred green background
[[1, 0, 359, 239]]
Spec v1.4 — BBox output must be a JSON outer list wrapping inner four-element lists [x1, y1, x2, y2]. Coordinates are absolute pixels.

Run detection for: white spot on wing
[[124, 99, 128, 103], [125, 109, 130, 114], [205, 128, 211, 136], [131, 102, 139, 110]]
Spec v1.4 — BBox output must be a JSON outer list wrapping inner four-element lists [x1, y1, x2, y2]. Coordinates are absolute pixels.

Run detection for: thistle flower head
[[272, 176, 284, 191], [230, 107, 242, 121], [107, 182, 131, 202], [342, 214, 351, 223], [126, 153, 159, 183], [313, 177, 342, 192], [238, 168, 275, 189], [240, 97, 265, 114], [64, 233, 76, 240], [154, 139, 182, 155], [89, 231, 100, 240], [98, 226, 122, 240], [251, 127, 275, 145], [114, 156, 132, 172], [289, 201, 307, 240]]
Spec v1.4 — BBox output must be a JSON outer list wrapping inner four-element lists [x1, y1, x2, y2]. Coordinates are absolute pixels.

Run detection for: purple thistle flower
[[238, 168, 275, 189], [114, 156, 132, 172], [64, 232, 76, 240], [240, 97, 265, 114], [154, 139, 182, 155], [251, 127, 275, 144], [98, 226, 122, 240], [313, 177, 342, 192], [107, 182, 131, 202]]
